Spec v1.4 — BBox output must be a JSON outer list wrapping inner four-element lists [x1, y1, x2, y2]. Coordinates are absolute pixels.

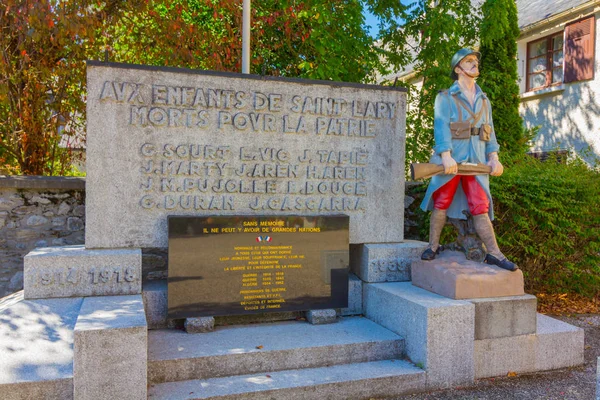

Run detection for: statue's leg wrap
[[428, 208, 447, 252], [472, 213, 503, 259]]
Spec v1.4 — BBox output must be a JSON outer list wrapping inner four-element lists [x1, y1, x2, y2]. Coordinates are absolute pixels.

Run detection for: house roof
[[517, 0, 592, 29]]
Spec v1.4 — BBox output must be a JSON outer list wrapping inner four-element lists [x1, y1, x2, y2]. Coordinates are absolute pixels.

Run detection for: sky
[[363, 3, 410, 39], [363, 9, 381, 38]]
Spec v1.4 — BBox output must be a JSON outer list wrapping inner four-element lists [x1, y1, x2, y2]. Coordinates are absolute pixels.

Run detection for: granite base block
[[474, 314, 584, 378], [411, 251, 525, 299], [74, 295, 147, 400], [470, 294, 537, 340], [24, 245, 142, 299], [341, 273, 362, 316], [350, 241, 428, 283], [143, 280, 168, 329], [363, 282, 474, 388], [306, 309, 337, 324], [185, 317, 215, 333]]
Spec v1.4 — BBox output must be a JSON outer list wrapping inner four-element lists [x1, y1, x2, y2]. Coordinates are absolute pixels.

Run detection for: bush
[[491, 155, 600, 296], [407, 155, 600, 297]]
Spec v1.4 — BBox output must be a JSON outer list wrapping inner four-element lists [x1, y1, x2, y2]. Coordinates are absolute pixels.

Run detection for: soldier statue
[[419, 48, 518, 271]]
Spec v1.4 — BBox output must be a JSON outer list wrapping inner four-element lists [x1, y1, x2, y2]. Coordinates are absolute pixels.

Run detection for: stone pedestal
[[340, 273, 363, 316], [363, 282, 474, 388], [474, 314, 584, 378], [411, 251, 524, 299], [306, 309, 337, 325], [351, 241, 428, 283], [24, 245, 142, 299], [470, 295, 537, 340], [74, 295, 147, 400], [184, 317, 215, 333]]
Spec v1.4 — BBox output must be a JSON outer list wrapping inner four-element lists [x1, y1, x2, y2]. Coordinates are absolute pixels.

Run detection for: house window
[[526, 33, 564, 91], [526, 15, 595, 91]]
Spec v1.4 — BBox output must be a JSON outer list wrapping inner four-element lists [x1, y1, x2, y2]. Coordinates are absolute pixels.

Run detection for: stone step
[[147, 359, 426, 400], [474, 313, 584, 378], [363, 281, 475, 388], [148, 316, 404, 384], [0, 291, 82, 400]]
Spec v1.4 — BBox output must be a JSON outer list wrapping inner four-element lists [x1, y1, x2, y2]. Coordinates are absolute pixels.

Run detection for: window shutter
[[564, 16, 595, 83]]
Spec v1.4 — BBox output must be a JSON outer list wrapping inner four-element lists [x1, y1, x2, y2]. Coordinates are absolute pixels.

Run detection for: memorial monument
[[0, 60, 585, 400]]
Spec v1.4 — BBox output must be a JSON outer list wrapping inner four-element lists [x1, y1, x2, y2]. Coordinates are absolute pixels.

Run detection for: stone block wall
[[0, 176, 425, 299], [0, 176, 85, 297]]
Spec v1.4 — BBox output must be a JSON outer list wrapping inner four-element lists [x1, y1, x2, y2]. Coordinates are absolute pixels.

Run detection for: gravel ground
[[386, 314, 600, 400]]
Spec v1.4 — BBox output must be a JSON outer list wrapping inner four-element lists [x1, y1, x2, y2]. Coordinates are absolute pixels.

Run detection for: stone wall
[[0, 176, 425, 299], [0, 176, 85, 297]]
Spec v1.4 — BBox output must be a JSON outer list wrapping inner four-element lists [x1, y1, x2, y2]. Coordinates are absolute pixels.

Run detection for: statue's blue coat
[[420, 81, 500, 220]]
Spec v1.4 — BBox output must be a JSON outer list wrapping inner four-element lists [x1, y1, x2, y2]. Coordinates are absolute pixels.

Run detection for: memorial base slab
[[411, 251, 525, 299]]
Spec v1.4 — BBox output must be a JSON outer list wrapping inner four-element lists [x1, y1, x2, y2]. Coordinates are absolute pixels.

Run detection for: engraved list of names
[[86, 63, 406, 248]]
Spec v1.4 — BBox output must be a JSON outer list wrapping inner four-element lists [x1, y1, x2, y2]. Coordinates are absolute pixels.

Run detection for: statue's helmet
[[451, 48, 481, 80]]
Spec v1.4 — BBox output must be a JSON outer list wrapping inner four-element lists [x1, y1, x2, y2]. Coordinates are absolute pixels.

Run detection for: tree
[[394, 0, 481, 169], [477, 0, 527, 156], [0, 0, 143, 175], [107, 0, 382, 82], [1, 0, 391, 175]]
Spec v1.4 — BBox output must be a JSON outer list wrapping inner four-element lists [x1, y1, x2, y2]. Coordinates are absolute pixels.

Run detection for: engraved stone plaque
[[23, 245, 142, 299], [167, 215, 349, 318], [86, 62, 407, 248]]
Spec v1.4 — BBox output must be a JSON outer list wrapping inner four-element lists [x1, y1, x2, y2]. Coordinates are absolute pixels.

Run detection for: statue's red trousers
[[432, 175, 489, 215]]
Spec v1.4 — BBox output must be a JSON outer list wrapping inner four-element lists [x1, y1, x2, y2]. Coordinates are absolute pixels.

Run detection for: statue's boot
[[473, 213, 518, 271], [421, 208, 446, 260]]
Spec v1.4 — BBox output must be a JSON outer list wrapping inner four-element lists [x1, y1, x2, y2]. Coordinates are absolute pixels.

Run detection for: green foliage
[[394, 0, 481, 173], [0, 0, 144, 175], [491, 155, 600, 296], [106, 0, 382, 83], [478, 0, 527, 156], [2, 0, 399, 176]]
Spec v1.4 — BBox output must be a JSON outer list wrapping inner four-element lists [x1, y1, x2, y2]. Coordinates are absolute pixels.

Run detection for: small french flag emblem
[[256, 236, 272, 242]]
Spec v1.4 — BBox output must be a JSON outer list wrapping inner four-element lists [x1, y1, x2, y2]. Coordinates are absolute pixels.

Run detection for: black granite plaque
[[168, 215, 349, 318]]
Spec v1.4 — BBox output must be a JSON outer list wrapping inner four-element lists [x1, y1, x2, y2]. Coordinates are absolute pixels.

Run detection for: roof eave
[[519, 0, 600, 38]]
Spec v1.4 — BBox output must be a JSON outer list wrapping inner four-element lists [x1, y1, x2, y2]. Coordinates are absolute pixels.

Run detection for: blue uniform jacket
[[420, 81, 500, 220]]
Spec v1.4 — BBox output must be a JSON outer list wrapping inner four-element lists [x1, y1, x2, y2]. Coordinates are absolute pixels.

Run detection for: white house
[[387, 0, 600, 165], [517, 0, 599, 165]]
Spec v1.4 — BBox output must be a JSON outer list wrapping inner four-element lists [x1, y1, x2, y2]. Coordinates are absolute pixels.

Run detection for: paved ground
[[389, 314, 599, 400]]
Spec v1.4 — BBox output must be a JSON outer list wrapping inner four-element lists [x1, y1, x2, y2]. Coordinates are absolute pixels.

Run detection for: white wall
[[518, 11, 600, 166]]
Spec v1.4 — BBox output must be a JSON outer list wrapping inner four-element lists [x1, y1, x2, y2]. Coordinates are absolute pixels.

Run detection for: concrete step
[[148, 316, 404, 384], [0, 291, 82, 400], [474, 313, 584, 378], [363, 281, 475, 388], [147, 359, 426, 400]]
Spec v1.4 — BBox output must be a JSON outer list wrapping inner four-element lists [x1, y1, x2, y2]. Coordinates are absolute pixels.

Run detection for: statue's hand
[[487, 154, 504, 176], [441, 151, 458, 175]]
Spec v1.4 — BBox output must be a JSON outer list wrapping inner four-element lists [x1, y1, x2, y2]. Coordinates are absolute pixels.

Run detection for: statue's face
[[457, 55, 479, 78]]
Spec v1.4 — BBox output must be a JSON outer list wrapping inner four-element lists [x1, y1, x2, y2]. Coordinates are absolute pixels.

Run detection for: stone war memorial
[[0, 60, 584, 400]]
